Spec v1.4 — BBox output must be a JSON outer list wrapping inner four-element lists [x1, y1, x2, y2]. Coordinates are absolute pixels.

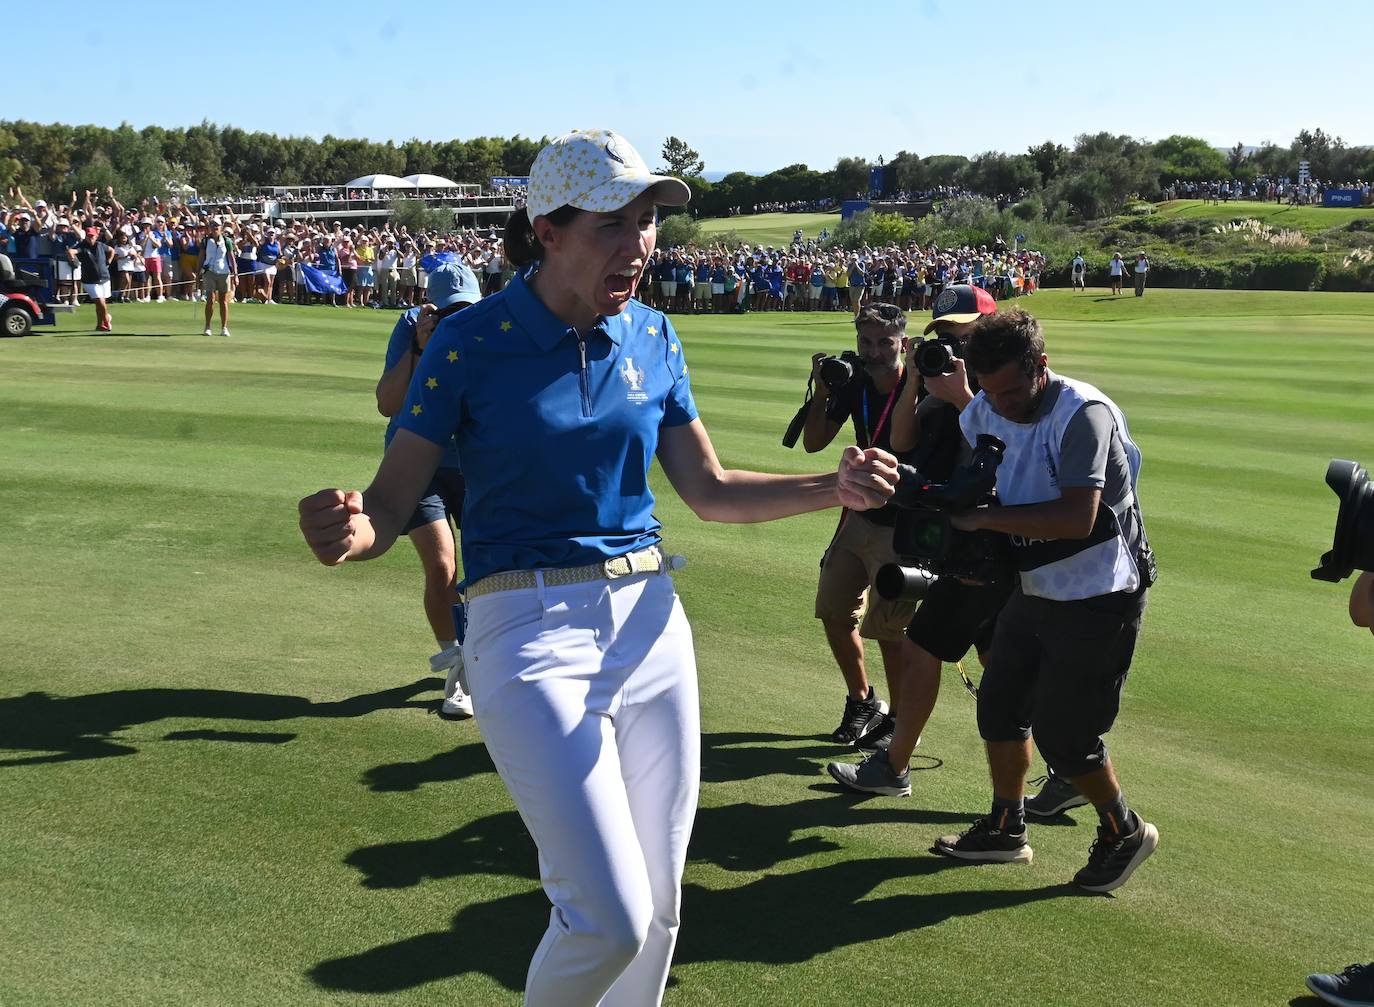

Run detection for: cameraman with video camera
[[826, 284, 1002, 796], [802, 303, 917, 746], [929, 307, 1160, 893]]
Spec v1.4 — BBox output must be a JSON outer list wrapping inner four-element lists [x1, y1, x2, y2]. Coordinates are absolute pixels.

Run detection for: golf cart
[[0, 255, 69, 336]]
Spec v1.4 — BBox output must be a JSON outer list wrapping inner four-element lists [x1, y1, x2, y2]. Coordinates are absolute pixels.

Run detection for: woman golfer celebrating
[[298, 129, 898, 1006]]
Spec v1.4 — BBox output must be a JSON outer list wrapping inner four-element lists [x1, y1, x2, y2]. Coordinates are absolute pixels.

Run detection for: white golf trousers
[[463, 569, 700, 1007]]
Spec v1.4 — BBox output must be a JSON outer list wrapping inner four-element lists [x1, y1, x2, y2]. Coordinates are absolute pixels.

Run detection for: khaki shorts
[[203, 271, 230, 295], [814, 512, 915, 641]]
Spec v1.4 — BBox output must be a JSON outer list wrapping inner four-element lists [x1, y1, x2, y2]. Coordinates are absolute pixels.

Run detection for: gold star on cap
[[500, 320, 512, 332], [446, 350, 458, 363], [425, 377, 438, 390], [410, 404, 423, 416]]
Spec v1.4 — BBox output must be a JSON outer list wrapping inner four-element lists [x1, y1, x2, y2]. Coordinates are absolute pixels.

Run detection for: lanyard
[[860, 371, 903, 448]]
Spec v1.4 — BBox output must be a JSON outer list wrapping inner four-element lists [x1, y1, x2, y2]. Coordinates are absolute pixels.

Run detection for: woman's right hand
[[298, 489, 372, 565]]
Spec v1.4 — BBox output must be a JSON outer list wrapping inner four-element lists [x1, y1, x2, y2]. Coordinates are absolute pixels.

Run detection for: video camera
[[874, 434, 1015, 602], [1311, 459, 1374, 581], [782, 350, 865, 448]]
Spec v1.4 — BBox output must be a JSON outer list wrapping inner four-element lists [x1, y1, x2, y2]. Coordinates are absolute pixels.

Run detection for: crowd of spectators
[[635, 238, 1045, 315], [1163, 176, 1373, 205], [0, 185, 511, 310], [3, 186, 1049, 317]]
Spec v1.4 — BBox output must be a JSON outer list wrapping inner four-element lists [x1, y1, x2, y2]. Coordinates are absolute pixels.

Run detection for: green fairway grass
[[699, 211, 838, 247], [1151, 198, 1374, 232], [2, 289, 1373, 1006]]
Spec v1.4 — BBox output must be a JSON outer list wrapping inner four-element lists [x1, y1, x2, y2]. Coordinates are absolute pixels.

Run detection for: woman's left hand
[[837, 446, 898, 511]]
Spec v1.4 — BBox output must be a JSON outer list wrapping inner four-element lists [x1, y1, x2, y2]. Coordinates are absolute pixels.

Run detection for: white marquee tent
[[344, 173, 412, 189], [404, 173, 462, 188]]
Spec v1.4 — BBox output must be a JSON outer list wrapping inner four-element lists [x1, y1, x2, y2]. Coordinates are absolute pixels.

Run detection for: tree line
[[0, 120, 547, 205], [2, 119, 1368, 223]]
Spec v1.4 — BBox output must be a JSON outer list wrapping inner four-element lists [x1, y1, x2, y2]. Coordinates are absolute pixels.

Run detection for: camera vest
[[960, 372, 1144, 601]]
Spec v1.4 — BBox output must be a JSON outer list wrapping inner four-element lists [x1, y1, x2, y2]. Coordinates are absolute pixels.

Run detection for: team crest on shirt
[[620, 358, 648, 403]]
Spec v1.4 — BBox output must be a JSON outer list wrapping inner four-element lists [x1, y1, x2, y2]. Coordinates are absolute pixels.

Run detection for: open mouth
[[604, 266, 639, 300]]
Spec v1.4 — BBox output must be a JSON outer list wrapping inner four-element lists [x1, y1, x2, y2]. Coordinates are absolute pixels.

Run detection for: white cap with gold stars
[[525, 128, 691, 222]]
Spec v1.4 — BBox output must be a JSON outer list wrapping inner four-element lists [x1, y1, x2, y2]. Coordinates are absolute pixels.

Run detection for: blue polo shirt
[[383, 307, 462, 469], [396, 268, 698, 585]]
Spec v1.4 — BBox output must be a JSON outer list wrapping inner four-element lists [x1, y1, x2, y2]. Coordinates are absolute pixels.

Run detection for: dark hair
[[503, 204, 582, 269], [964, 307, 1045, 380], [854, 301, 906, 334]]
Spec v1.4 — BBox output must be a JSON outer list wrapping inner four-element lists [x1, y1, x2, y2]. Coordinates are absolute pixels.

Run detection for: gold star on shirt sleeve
[[411, 404, 423, 416], [446, 350, 458, 363], [500, 320, 512, 332], [425, 377, 438, 389]]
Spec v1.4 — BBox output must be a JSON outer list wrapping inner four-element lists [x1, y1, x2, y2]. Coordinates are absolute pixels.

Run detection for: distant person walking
[[1108, 252, 1127, 295], [1132, 253, 1149, 297]]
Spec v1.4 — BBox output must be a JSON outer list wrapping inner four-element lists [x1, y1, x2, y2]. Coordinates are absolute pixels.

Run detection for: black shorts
[[975, 584, 1146, 778], [402, 467, 466, 534], [905, 576, 1012, 663]]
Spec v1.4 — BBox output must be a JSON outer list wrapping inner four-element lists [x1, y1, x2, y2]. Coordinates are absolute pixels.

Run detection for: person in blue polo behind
[[297, 128, 899, 1007], [375, 260, 482, 719]]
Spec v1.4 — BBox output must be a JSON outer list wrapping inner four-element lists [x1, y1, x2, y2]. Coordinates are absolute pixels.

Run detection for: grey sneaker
[[1025, 772, 1089, 817], [932, 818, 1033, 864], [826, 752, 911, 797]]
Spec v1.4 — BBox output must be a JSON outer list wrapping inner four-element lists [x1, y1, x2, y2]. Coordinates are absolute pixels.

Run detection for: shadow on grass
[[700, 730, 868, 783], [358, 730, 860, 793], [0, 679, 438, 767], [310, 853, 1080, 995], [52, 331, 180, 338]]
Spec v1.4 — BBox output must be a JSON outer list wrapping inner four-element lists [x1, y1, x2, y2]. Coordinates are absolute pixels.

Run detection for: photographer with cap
[[803, 302, 920, 748], [928, 307, 1159, 894], [826, 283, 1003, 796], [298, 127, 898, 1007], [374, 261, 483, 719]]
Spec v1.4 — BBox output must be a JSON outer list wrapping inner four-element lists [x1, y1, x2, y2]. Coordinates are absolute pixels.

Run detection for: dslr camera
[[782, 350, 865, 448], [874, 434, 1015, 602], [913, 334, 962, 378], [1312, 459, 1374, 581]]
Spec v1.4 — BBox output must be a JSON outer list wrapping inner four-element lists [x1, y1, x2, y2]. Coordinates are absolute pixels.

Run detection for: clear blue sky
[[16, 0, 1371, 175]]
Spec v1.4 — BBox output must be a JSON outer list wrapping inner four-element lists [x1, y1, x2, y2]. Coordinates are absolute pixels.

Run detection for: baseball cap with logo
[[924, 283, 997, 333], [426, 262, 481, 309], [525, 128, 690, 222]]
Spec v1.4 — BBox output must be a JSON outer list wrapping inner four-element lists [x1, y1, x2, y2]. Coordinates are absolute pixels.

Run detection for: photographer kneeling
[[803, 303, 918, 745], [930, 307, 1160, 893], [827, 284, 1002, 796]]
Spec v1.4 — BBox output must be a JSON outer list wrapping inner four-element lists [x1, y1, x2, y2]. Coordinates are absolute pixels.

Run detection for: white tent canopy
[[404, 173, 461, 188], [344, 173, 412, 189]]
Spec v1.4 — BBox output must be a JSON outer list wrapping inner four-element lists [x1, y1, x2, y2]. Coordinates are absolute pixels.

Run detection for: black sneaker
[[1025, 772, 1089, 817], [854, 713, 897, 752], [830, 686, 888, 745], [1307, 963, 1374, 1007], [932, 818, 1033, 864], [826, 752, 911, 797], [1073, 819, 1159, 892]]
